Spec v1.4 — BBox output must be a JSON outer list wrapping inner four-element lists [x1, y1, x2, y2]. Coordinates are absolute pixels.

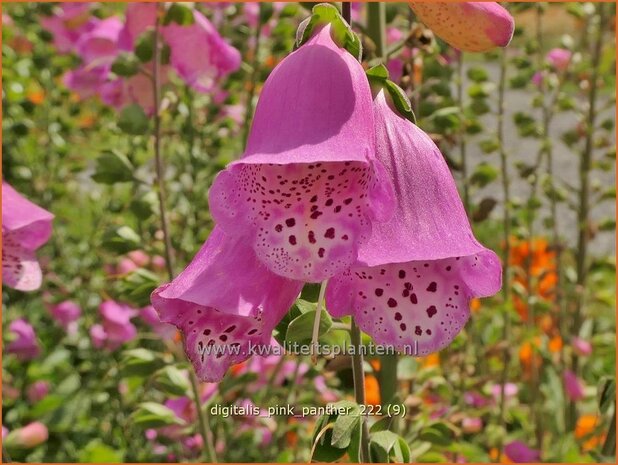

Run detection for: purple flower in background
[[572, 336, 592, 356], [117, 2, 158, 51], [49, 300, 81, 334], [491, 382, 518, 401], [90, 300, 138, 350], [546, 47, 572, 71], [89, 324, 107, 349], [27, 381, 50, 403], [63, 65, 110, 99], [504, 440, 541, 463], [327, 89, 501, 355], [409, 2, 514, 52], [2, 182, 54, 291], [563, 369, 585, 401], [162, 10, 241, 93], [151, 228, 303, 382], [140, 305, 176, 340], [209, 24, 394, 282], [7, 319, 40, 361], [75, 16, 123, 64], [464, 391, 492, 408], [40, 3, 96, 54]]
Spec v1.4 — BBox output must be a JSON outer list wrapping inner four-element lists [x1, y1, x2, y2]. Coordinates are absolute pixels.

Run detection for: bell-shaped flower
[[7, 319, 40, 360], [409, 2, 514, 52], [327, 88, 501, 356], [91, 300, 139, 350], [504, 440, 541, 463], [118, 2, 158, 51], [40, 3, 96, 54], [74, 16, 123, 64], [209, 24, 394, 282], [151, 227, 304, 382], [2, 182, 54, 291], [162, 10, 241, 93]]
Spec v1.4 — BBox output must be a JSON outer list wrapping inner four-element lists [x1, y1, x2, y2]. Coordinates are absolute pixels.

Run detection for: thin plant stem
[[311, 280, 328, 364], [341, 2, 351, 26], [152, 7, 215, 462], [570, 1, 607, 428], [367, 2, 386, 58], [495, 45, 511, 463], [457, 53, 470, 215], [242, 5, 264, 146], [351, 318, 370, 462]]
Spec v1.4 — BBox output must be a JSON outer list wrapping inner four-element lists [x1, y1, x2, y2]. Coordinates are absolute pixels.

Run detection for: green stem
[[378, 353, 398, 433], [367, 3, 386, 59], [189, 372, 218, 463], [601, 409, 616, 457], [570, 1, 607, 429], [242, 7, 264, 146], [457, 53, 470, 215], [311, 280, 328, 364], [351, 319, 370, 462]]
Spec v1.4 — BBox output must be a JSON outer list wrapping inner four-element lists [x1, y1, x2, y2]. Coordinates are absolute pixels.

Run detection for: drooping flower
[[546, 47, 572, 71], [49, 300, 81, 334], [151, 227, 304, 382], [27, 381, 50, 403], [327, 89, 501, 355], [504, 440, 541, 463], [3, 422, 48, 449], [162, 10, 241, 93], [40, 3, 96, 54], [564, 369, 585, 401], [2, 182, 54, 291], [91, 300, 138, 350], [209, 24, 394, 282], [140, 305, 177, 340], [7, 319, 40, 361], [117, 2, 158, 51], [74, 16, 123, 64], [409, 2, 514, 52]]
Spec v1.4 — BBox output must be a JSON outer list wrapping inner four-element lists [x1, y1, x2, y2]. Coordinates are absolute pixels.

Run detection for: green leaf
[[467, 66, 489, 82], [92, 150, 135, 184], [154, 365, 191, 396], [370, 430, 410, 463], [366, 65, 416, 124], [469, 162, 498, 188], [130, 191, 158, 220], [118, 268, 160, 307], [121, 348, 165, 378], [598, 377, 616, 413], [163, 3, 195, 26], [101, 225, 141, 254], [285, 302, 332, 344], [78, 440, 124, 463], [132, 402, 185, 429], [135, 30, 155, 62], [111, 52, 140, 77], [331, 404, 360, 448], [296, 3, 362, 61], [118, 104, 150, 135]]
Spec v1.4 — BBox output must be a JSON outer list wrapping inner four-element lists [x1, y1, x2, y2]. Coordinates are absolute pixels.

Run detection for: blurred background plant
[[2, 2, 615, 463]]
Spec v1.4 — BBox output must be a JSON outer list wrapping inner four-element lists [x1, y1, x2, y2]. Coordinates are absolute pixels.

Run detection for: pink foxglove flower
[[409, 2, 514, 52], [546, 47, 572, 71], [151, 228, 303, 382], [26, 381, 50, 403], [563, 369, 585, 401], [75, 16, 123, 64], [7, 319, 40, 360], [4, 422, 48, 449], [2, 182, 54, 291], [162, 10, 241, 93], [209, 24, 394, 282], [40, 3, 96, 54], [91, 300, 138, 350], [504, 440, 541, 463], [327, 89, 501, 356], [140, 305, 176, 340], [118, 2, 158, 51], [572, 336, 592, 356], [49, 300, 81, 334]]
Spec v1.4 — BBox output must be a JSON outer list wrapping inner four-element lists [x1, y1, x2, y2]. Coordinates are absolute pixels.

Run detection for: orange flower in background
[[548, 335, 563, 353], [470, 298, 481, 314], [364, 374, 381, 406], [508, 237, 557, 322], [419, 353, 440, 368], [518, 337, 542, 373], [27, 89, 45, 105], [575, 414, 599, 439]]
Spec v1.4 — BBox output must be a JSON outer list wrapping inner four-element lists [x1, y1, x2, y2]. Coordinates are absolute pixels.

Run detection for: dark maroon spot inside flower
[[310, 211, 323, 219], [308, 231, 316, 244], [286, 218, 296, 227], [426, 305, 437, 318], [341, 234, 348, 241], [224, 325, 236, 333], [387, 298, 398, 308], [344, 198, 353, 205], [325, 199, 334, 206], [398, 270, 406, 279], [289, 235, 297, 245], [402, 290, 410, 297], [318, 248, 325, 258], [324, 228, 335, 239], [415, 326, 422, 335], [426, 282, 437, 292], [275, 224, 283, 232], [375, 288, 384, 297], [203, 329, 211, 336], [219, 335, 228, 342], [334, 206, 342, 213], [310, 195, 318, 203], [247, 329, 258, 335], [400, 323, 407, 331], [410, 293, 418, 304], [394, 312, 402, 321], [446, 266, 452, 271], [426, 329, 432, 335]]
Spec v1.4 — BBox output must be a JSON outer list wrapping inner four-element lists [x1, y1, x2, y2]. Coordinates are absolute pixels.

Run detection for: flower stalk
[[351, 318, 371, 462]]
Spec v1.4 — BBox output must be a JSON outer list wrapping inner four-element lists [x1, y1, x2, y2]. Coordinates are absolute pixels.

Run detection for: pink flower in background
[[117, 2, 157, 51], [461, 417, 483, 433], [128, 250, 150, 267], [546, 47, 572, 71], [572, 337, 592, 356], [49, 300, 81, 334], [531, 71, 544, 88], [209, 24, 394, 282], [41, 3, 96, 54], [75, 16, 123, 64], [504, 440, 541, 463], [63, 65, 110, 99], [327, 88, 501, 355], [90, 300, 138, 350], [563, 369, 585, 401], [7, 319, 40, 361], [2, 182, 54, 291], [162, 10, 241, 93], [140, 305, 177, 340], [3, 422, 48, 449], [26, 381, 50, 403], [464, 391, 492, 408], [491, 382, 518, 401], [409, 2, 514, 52]]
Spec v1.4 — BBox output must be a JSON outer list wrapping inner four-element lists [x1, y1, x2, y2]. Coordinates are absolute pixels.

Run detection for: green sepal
[[294, 3, 362, 61], [367, 64, 416, 124]]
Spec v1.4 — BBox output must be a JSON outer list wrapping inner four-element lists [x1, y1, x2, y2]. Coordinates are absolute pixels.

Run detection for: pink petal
[[209, 25, 394, 282], [162, 10, 241, 93], [326, 90, 501, 354], [7, 319, 40, 360], [151, 227, 303, 382], [75, 16, 123, 64], [118, 3, 157, 51], [409, 2, 514, 52], [2, 182, 53, 250], [504, 441, 540, 463], [563, 369, 585, 401]]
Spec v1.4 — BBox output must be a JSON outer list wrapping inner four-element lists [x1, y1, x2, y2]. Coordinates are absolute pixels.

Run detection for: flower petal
[[409, 2, 514, 52], [151, 227, 303, 382], [209, 25, 394, 282]]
